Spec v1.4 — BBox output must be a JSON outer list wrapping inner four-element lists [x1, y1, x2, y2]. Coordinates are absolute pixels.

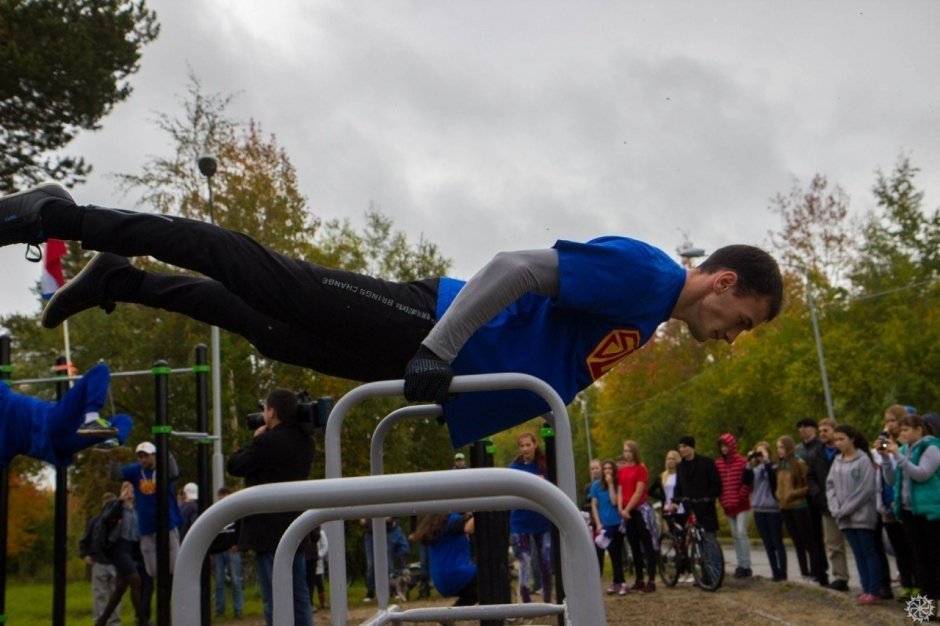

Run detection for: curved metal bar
[[273, 496, 527, 625], [369, 405, 441, 610], [172, 469, 604, 626], [323, 373, 576, 624]]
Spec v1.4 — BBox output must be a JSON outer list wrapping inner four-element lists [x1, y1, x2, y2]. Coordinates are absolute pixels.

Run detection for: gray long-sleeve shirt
[[826, 451, 878, 530], [422, 249, 559, 362]]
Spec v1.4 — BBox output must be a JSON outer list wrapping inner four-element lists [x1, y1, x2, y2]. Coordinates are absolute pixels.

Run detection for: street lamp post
[[803, 268, 835, 421], [197, 155, 225, 499]]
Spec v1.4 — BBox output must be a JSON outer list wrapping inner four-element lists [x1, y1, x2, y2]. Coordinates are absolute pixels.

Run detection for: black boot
[[41, 252, 138, 328], [0, 183, 74, 259]]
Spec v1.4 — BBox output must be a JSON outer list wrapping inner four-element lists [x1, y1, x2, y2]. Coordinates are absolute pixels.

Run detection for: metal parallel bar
[[171, 469, 604, 626], [369, 405, 441, 610], [272, 496, 524, 625], [8, 366, 193, 386], [324, 373, 577, 625], [380, 603, 564, 624]]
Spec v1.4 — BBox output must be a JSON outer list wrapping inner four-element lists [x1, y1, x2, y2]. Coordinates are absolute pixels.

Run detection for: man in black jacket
[[804, 417, 849, 591], [79, 492, 121, 626], [670, 436, 722, 533], [227, 389, 314, 626]]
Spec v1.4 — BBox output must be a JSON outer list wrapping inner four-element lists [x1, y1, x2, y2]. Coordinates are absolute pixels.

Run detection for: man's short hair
[[697, 245, 783, 321], [265, 388, 297, 422], [819, 417, 838, 429]]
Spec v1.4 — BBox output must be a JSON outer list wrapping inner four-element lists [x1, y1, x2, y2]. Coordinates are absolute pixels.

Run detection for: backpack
[[90, 499, 124, 555]]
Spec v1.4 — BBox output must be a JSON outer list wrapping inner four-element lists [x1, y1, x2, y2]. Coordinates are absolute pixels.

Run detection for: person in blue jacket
[[1, 184, 783, 447], [0, 362, 131, 467], [509, 431, 554, 604], [413, 511, 477, 607]]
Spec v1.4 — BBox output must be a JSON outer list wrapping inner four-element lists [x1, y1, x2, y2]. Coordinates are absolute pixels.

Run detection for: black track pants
[[73, 205, 438, 381]]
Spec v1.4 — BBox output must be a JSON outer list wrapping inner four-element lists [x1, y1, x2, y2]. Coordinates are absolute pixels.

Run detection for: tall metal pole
[[197, 155, 225, 500], [52, 356, 70, 626], [153, 360, 171, 626], [581, 399, 593, 462], [0, 335, 11, 625], [805, 269, 835, 421], [471, 438, 509, 626], [194, 345, 211, 626]]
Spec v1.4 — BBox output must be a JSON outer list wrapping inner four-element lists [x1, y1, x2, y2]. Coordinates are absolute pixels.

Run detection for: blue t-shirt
[[589, 479, 621, 527], [429, 513, 477, 597], [436, 237, 684, 446], [120, 463, 183, 535], [509, 460, 553, 534]]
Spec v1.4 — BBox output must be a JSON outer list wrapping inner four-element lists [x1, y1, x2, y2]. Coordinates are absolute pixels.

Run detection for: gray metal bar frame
[[369, 405, 441, 610], [274, 496, 534, 625], [324, 373, 577, 624], [171, 469, 603, 626]]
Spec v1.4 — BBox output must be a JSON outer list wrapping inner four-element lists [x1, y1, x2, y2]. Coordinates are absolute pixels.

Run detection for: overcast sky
[[3, 0, 940, 323]]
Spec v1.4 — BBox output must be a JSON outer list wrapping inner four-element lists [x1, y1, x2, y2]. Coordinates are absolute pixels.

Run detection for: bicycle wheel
[[658, 532, 681, 587], [690, 532, 725, 592]]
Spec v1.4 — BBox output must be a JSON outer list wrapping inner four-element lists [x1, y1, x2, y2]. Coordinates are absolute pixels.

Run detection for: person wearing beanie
[[669, 435, 721, 535]]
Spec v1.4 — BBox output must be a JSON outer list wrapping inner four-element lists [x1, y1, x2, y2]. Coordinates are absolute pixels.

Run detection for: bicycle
[[658, 497, 724, 591]]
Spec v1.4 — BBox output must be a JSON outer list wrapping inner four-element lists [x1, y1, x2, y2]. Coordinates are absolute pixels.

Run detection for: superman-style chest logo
[[586, 329, 642, 380]]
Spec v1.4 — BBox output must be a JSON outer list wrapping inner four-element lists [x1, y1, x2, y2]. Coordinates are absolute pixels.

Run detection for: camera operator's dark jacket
[[226, 421, 314, 553]]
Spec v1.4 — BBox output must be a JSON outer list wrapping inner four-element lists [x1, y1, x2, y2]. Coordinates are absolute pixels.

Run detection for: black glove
[[404, 345, 454, 404]]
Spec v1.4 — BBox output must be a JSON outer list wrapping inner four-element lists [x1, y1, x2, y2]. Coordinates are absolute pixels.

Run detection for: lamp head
[[197, 155, 218, 178]]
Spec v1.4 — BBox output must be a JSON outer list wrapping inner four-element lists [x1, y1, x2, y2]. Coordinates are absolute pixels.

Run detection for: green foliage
[[588, 160, 940, 479], [0, 0, 160, 191]]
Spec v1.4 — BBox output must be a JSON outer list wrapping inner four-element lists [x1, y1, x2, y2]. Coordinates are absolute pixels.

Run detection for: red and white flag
[[40, 239, 67, 300]]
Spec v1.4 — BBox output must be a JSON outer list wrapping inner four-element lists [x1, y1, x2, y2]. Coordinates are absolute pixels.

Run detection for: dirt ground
[[220, 576, 915, 625]]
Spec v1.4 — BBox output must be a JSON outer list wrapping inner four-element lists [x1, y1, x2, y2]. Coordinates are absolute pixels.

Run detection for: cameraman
[[227, 389, 314, 626]]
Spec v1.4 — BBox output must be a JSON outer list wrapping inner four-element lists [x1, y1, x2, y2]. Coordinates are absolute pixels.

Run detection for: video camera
[[245, 390, 333, 434]]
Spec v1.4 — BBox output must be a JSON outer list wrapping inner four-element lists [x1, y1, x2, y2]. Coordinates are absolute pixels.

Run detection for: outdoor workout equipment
[[173, 469, 604, 626], [0, 335, 215, 626], [172, 372, 601, 625]]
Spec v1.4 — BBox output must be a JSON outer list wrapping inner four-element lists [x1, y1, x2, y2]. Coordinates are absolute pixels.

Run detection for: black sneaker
[[77, 417, 118, 437], [41, 252, 129, 328], [94, 437, 121, 450], [0, 183, 74, 259], [828, 579, 849, 592]]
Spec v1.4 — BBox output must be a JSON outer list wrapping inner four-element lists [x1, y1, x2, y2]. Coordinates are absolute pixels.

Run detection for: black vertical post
[[541, 420, 564, 624], [53, 356, 70, 626], [153, 360, 171, 626], [0, 335, 10, 626], [471, 438, 509, 626], [194, 345, 211, 626]]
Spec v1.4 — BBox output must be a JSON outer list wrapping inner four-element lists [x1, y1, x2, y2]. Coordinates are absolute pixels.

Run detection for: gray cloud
[[3, 1, 940, 325]]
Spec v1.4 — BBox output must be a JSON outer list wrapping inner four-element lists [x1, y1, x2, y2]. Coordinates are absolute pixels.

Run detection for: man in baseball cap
[[111, 440, 183, 581], [452, 452, 467, 469]]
